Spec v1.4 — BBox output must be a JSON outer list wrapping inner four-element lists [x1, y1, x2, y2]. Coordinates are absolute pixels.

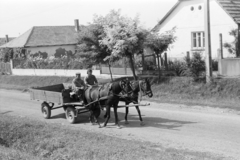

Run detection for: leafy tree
[[223, 28, 239, 57], [31, 51, 48, 59], [179, 52, 205, 81], [76, 24, 110, 66], [144, 28, 176, 82], [76, 23, 116, 80], [94, 10, 149, 80], [0, 48, 13, 62], [54, 48, 73, 58]]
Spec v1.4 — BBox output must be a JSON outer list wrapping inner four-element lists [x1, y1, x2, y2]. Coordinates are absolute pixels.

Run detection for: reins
[[130, 80, 153, 101]]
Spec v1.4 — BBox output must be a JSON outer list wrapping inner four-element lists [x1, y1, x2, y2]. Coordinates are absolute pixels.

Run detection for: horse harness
[[86, 80, 131, 110]]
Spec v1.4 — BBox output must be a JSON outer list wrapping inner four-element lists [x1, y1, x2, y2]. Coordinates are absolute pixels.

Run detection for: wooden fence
[[0, 62, 11, 74]]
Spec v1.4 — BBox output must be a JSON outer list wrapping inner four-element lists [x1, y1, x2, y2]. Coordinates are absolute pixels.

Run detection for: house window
[[192, 32, 205, 50]]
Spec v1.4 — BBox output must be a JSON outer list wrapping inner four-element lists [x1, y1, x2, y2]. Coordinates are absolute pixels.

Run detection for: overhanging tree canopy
[[77, 10, 176, 80], [144, 28, 176, 82], [76, 24, 110, 66], [94, 10, 149, 80]]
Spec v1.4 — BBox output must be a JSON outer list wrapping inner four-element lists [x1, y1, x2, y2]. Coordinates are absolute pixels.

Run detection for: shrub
[[168, 52, 206, 81], [181, 52, 205, 81], [0, 48, 13, 62], [212, 59, 218, 71], [14, 57, 90, 69], [223, 28, 238, 56], [168, 60, 186, 76]]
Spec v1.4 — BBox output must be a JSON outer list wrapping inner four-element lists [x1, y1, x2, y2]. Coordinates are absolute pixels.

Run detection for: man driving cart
[[72, 72, 86, 104]]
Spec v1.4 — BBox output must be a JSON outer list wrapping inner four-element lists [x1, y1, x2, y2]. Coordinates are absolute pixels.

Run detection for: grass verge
[[0, 114, 224, 160], [148, 77, 240, 110]]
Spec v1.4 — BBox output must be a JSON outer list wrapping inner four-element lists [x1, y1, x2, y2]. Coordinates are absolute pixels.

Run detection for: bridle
[[138, 80, 153, 97], [119, 79, 153, 99]]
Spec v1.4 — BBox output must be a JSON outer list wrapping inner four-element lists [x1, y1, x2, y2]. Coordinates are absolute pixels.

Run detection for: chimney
[[5, 35, 9, 43], [74, 19, 79, 32]]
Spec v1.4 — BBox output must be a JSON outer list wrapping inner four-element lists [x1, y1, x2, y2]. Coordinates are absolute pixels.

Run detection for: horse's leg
[[113, 105, 121, 129], [104, 112, 107, 119], [88, 104, 94, 124], [89, 110, 94, 125], [103, 105, 111, 127], [92, 110, 101, 128], [134, 101, 144, 126], [125, 105, 129, 124]]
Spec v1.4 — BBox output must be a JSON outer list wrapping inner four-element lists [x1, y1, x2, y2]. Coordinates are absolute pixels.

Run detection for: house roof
[[0, 26, 79, 48], [152, 1, 181, 32], [152, 0, 240, 32], [217, 0, 240, 24], [0, 28, 33, 48], [0, 37, 15, 46]]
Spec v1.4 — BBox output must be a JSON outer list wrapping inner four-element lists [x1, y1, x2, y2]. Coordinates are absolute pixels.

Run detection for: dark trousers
[[75, 89, 84, 101]]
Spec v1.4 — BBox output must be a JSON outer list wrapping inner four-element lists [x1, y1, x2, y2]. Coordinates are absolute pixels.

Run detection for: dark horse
[[120, 78, 153, 126], [84, 79, 130, 129]]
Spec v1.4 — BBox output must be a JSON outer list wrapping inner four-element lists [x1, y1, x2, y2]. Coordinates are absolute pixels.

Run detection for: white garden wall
[[12, 69, 101, 77], [11, 68, 130, 79]]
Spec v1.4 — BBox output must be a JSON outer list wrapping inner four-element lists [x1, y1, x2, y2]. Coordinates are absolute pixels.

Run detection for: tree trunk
[[156, 53, 161, 83], [108, 61, 113, 82], [141, 52, 145, 71], [128, 54, 137, 80]]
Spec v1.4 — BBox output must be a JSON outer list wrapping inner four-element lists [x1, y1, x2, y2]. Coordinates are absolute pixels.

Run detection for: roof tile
[[25, 26, 78, 47], [218, 0, 240, 24], [0, 26, 79, 48]]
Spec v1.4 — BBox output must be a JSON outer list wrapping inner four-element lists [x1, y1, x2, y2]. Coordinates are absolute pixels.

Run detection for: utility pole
[[204, 0, 212, 83], [219, 33, 223, 58], [237, 24, 240, 57]]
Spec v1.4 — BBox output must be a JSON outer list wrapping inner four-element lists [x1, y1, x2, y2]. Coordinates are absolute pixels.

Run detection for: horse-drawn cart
[[30, 82, 151, 125], [29, 83, 102, 124]]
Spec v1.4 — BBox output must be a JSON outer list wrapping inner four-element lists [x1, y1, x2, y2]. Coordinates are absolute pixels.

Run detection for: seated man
[[84, 69, 98, 86], [72, 72, 86, 104]]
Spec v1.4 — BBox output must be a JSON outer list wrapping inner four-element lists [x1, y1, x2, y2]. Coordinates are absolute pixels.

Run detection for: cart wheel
[[93, 107, 101, 118], [41, 102, 51, 119], [65, 107, 77, 124]]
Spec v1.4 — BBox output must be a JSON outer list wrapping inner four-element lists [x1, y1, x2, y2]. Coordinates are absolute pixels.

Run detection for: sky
[[0, 0, 177, 38]]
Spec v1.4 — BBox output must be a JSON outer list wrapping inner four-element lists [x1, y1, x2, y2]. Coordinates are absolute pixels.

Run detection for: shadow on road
[[50, 112, 93, 124], [51, 113, 66, 119], [0, 111, 13, 115], [49, 109, 196, 130], [116, 111, 196, 130]]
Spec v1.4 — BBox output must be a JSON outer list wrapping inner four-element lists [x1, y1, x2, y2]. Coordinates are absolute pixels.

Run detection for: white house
[[151, 0, 240, 60]]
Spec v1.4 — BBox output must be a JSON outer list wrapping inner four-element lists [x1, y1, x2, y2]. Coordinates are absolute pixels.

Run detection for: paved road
[[0, 89, 240, 159]]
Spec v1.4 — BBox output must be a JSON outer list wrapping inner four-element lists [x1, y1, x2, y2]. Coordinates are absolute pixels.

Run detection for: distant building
[[0, 37, 15, 46], [151, 0, 240, 60], [0, 20, 81, 58]]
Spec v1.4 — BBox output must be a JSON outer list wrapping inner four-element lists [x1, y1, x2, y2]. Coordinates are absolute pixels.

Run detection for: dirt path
[[1, 89, 240, 159]]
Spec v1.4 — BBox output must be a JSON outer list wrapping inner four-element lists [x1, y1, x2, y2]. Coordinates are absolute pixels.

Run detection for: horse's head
[[139, 78, 153, 97]]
